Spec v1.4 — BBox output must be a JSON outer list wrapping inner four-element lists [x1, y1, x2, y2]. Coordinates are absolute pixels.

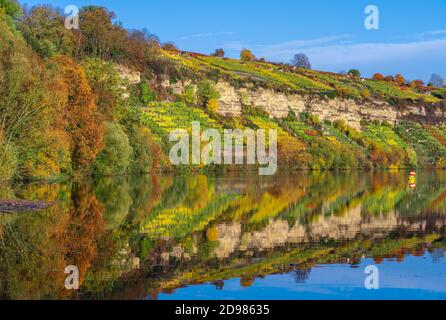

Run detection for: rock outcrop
[[160, 78, 445, 128], [213, 81, 446, 128]]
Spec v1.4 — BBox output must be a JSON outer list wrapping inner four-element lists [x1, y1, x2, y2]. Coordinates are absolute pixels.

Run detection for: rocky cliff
[[213, 81, 446, 128]]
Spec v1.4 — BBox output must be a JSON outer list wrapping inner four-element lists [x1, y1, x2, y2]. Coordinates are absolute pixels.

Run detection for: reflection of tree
[[0, 184, 71, 299], [94, 177, 132, 229], [213, 280, 224, 290], [294, 268, 311, 284], [430, 248, 445, 264], [65, 183, 106, 287]]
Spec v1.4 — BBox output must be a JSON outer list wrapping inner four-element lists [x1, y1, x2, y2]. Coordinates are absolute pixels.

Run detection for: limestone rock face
[[212, 81, 445, 128], [116, 65, 141, 84], [161, 79, 445, 128]]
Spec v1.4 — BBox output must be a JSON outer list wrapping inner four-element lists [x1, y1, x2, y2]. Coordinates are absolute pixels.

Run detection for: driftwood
[[0, 200, 54, 213]]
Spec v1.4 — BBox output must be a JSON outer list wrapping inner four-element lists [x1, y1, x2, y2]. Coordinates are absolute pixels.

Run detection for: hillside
[[1, 2, 446, 181], [163, 50, 441, 103]]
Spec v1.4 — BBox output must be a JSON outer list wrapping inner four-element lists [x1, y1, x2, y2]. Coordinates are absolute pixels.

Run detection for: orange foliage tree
[[54, 56, 104, 170], [395, 74, 406, 86], [372, 73, 385, 80]]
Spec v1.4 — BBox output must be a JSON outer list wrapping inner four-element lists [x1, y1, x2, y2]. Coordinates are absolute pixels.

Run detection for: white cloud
[[179, 31, 235, 41], [221, 34, 446, 79], [302, 38, 446, 74], [222, 34, 351, 55]]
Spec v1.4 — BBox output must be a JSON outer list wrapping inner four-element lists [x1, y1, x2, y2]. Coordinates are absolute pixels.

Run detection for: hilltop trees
[[18, 6, 75, 57], [291, 53, 311, 69], [211, 48, 225, 58], [162, 42, 178, 51], [348, 69, 361, 78], [395, 74, 406, 86], [373, 73, 385, 80], [240, 49, 255, 62], [77, 6, 116, 59], [410, 79, 425, 89], [429, 74, 445, 88]]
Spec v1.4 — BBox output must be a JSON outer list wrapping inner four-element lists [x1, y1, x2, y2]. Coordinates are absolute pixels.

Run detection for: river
[[0, 171, 445, 300]]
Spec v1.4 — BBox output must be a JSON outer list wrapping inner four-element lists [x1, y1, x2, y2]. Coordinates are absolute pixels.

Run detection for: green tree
[[197, 80, 220, 106], [18, 6, 75, 57], [348, 69, 361, 78], [83, 58, 127, 121], [129, 126, 160, 174], [94, 122, 133, 176], [0, 0, 21, 27], [139, 82, 157, 104]]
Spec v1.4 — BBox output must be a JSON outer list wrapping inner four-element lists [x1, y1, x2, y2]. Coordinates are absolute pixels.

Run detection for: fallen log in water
[[0, 200, 54, 213]]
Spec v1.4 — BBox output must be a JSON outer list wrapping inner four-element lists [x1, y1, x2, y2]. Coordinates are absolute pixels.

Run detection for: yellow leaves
[[206, 226, 218, 241], [206, 99, 219, 113]]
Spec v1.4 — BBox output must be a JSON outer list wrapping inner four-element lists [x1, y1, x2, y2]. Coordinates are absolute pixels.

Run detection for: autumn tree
[[410, 79, 425, 89], [54, 55, 104, 170], [395, 74, 406, 86], [161, 42, 178, 51], [291, 53, 311, 69], [77, 6, 116, 59], [0, 9, 71, 179], [123, 29, 160, 71], [373, 73, 385, 80], [240, 48, 255, 62]]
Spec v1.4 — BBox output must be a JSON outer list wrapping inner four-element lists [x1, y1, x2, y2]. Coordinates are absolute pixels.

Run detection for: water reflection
[[0, 171, 445, 300]]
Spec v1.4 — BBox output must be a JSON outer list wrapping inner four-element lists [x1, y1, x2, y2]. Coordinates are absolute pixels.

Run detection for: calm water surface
[[0, 171, 445, 300]]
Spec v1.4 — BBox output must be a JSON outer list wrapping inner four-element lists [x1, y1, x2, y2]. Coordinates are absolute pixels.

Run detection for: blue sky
[[20, 0, 446, 81]]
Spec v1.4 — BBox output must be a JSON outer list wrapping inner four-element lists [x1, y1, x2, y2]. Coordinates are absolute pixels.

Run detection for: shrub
[[181, 85, 196, 105], [94, 122, 133, 176], [139, 82, 157, 104], [333, 120, 349, 133], [360, 89, 371, 98], [197, 80, 220, 105], [206, 99, 219, 113]]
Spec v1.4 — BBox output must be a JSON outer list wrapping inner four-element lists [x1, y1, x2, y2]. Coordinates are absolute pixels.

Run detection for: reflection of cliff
[[2, 171, 446, 300], [210, 205, 446, 259]]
